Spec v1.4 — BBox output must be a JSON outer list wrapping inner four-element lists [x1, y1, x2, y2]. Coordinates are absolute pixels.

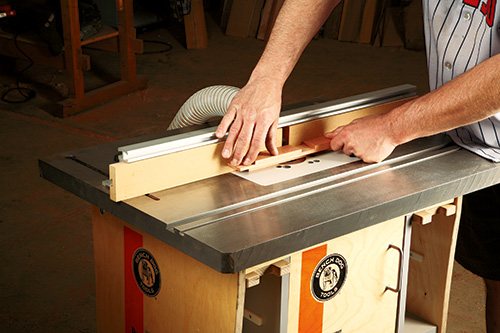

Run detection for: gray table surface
[[39, 130, 500, 273]]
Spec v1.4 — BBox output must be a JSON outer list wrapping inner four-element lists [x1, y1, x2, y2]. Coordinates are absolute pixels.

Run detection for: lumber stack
[[222, 0, 405, 47], [222, 0, 285, 41]]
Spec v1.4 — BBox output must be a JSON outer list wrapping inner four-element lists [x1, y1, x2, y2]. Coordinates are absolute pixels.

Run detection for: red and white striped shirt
[[423, 0, 500, 161]]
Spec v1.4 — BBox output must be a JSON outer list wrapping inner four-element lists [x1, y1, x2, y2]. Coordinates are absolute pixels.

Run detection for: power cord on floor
[[1, 33, 36, 103], [140, 39, 173, 54]]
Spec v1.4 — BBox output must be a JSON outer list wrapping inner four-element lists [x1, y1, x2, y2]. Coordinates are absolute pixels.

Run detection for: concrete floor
[[0, 11, 487, 333]]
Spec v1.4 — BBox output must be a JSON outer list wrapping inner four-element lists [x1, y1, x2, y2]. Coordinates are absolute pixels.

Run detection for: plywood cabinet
[[91, 197, 461, 332]]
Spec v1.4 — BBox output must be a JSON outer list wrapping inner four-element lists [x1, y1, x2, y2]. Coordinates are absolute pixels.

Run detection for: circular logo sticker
[[132, 248, 161, 297], [311, 253, 347, 302]]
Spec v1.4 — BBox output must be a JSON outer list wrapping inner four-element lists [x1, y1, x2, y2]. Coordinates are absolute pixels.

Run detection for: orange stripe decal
[[298, 244, 327, 333], [124, 226, 144, 333]]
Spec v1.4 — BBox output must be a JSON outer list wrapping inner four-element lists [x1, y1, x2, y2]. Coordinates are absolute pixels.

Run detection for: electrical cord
[[140, 39, 173, 55], [1, 33, 36, 103]]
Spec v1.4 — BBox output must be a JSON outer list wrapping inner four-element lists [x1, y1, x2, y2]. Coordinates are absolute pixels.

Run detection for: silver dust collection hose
[[167, 85, 240, 130]]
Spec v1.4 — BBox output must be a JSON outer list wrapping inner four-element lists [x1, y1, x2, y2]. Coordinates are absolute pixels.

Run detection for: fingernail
[[243, 158, 251, 165], [222, 149, 230, 158], [230, 159, 238, 166]]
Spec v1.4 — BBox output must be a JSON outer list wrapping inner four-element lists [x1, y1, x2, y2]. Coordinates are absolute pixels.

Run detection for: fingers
[[327, 126, 345, 152], [325, 126, 342, 139], [327, 126, 355, 156], [223, 119, 243, 162], [219, 112, 276, 166], [230, 121, 255, 166], [342, 145, 355, 156], [216, 106, 236, 139], [241, 121, 278, 165], [217, 107, 238, 159], [265, 122, 279, 156], [216, 82, 281, 166]]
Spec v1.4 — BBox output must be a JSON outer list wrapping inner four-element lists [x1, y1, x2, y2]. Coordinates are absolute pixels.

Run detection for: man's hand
[[325, 114, 397, 163], [215, 78, 282, 166]]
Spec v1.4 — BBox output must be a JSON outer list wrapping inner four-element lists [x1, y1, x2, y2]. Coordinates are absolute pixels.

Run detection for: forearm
[[388, 54, 500, 145], [248, 0, 340, 87], [217, 0, 343, 165]]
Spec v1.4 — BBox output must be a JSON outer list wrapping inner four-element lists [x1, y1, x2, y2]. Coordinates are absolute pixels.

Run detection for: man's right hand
[[215, 77, 282, 167]]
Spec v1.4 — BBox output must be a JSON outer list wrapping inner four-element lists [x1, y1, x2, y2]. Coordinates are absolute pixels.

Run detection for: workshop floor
[[0, 10, 487, 333]]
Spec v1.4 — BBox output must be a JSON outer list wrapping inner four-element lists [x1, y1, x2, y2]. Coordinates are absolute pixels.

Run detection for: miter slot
[[65, 155, 109, 177]]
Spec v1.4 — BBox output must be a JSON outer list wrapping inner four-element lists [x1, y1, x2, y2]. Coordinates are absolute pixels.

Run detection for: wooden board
[[221, 0, 234, 28], [257, 0, 275, 40], [233, 136, 331, 172], [406, 197, 462, 333], [184, 0, 208, 49], [248, 0, 267, 37], [243, 273, 282, 332], [287, 216, 404, 332], [92, 206, 240, 332], [226, 0, 260, 37], [358, 0, 378, 43], [109, 129, 283, 202], [323, 0, 345, 40], [338, 0, 366, 42], [110, 140, 232, 201]]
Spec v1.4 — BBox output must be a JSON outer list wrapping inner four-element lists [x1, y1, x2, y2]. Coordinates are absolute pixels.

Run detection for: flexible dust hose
[[167, 85, 240, 130]]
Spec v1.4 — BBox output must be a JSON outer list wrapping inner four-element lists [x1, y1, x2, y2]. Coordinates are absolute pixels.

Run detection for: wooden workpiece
[[233, 136, 331, 172]]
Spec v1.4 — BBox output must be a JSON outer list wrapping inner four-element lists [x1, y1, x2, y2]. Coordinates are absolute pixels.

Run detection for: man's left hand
[[325, 114, 397, 163]]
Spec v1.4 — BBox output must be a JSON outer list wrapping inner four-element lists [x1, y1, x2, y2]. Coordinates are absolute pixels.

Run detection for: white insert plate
[[233, 151, 359, 186]]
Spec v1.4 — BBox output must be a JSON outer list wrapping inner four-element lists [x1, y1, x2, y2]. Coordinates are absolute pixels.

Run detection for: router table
[[39, 86, 500, 333]]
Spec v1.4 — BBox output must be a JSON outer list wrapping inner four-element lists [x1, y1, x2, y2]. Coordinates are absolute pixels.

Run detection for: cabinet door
[[287, 216, 405, 333]]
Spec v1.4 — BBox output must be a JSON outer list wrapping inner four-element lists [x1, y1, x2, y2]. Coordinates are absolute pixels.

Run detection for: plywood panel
[[92, 206, 240, 332], [287, 217, 404, 332], [143, 229, 240, 332], [93, 206, 126, 333], [406, 197, 462, 333]]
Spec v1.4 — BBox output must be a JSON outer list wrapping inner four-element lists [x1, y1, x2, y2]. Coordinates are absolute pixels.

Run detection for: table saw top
[[39, 89, 500, 273]]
